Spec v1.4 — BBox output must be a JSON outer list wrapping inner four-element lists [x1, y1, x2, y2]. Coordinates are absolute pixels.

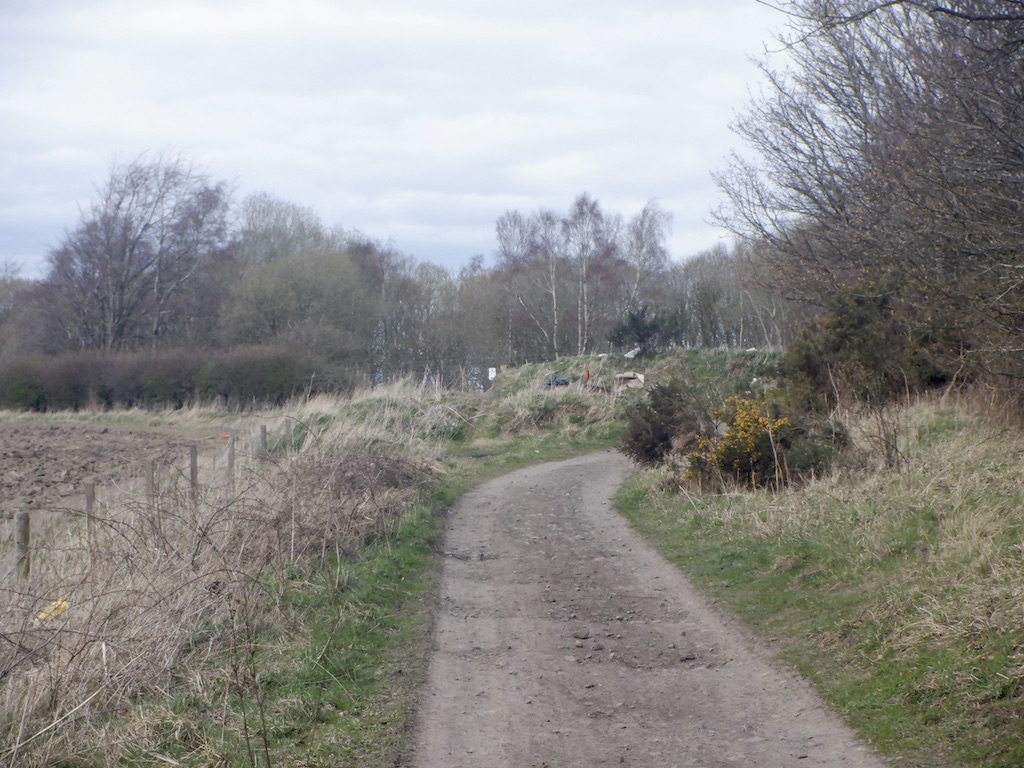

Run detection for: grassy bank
[[11, 349, 1021, 767], [617, 396, 1024, 767], [0, 359, 629, 766]]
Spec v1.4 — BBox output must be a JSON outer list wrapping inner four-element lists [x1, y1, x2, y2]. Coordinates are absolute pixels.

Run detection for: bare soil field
[[0, 421, 206, 522], [411, 451, 890, 768]]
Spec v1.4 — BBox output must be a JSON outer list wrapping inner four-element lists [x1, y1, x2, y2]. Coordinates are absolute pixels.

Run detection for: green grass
[[616, 400, 1024, 768], [1, 357, 635, 766], [131, 435, 617, 767], [113, 504, 442, 768], [13, 353, 1023, 767]]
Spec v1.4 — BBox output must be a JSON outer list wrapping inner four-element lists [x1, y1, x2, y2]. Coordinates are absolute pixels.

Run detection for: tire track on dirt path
[[410, 449, 889, 768]]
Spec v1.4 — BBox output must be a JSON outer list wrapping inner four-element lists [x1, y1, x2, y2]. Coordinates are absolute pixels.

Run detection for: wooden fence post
[[226, 436, 235, 491], [147, 459, 163, 536], [15, 511, 29, 580], [260, 424, 268, 456], [146, 460, 156, 507], [85, 481, 95, 541], [190, 445, 199, 506]]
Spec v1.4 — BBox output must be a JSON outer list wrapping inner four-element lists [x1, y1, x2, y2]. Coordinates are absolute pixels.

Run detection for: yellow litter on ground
[[36, 599, 69, 623]]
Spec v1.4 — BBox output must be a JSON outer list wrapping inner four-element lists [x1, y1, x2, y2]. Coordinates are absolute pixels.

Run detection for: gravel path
[[410, 450, 890, 768]]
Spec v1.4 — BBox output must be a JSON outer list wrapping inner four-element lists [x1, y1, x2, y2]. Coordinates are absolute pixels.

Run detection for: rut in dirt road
[[411, 450, 889, 768]]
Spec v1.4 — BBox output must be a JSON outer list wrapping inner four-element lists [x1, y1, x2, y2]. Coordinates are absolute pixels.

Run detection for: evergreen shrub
[[618, 380, 713, 467]]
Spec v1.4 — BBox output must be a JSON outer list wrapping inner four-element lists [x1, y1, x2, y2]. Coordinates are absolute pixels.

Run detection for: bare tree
[[492, 195, 668, 362], [761, 0, 1024, 27], [494, 208, 587, 361], [716, 0, 1024, 377], [43, 152, 230, 351], [495, 210, 556, 360], [563, 193, 614, 355], [234, 191, 337, 263], [623, 199, 672, 310]]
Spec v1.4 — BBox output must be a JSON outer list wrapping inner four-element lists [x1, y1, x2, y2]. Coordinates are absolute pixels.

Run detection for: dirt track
[[411, 450, 889, 767]]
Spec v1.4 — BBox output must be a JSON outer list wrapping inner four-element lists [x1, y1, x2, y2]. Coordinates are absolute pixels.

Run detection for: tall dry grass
[[765, 399, 1020, 688], [0, 393, 432, 766], [619, 389, 1024, 764]]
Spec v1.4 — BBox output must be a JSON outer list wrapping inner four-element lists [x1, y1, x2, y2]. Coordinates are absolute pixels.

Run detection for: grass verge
[[130, 504, 443, 768], [616, 398, 1024, 768], [0, 362, 625, 765]]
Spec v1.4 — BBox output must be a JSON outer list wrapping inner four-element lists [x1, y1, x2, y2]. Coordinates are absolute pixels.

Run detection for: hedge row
[[0, 346, 333, 411]]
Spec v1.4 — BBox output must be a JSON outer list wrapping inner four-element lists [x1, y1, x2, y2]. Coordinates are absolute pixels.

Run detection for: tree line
[[715, 0, 1024, 402], [0, 152, 803, 406], [5, 1, 1021, 409]]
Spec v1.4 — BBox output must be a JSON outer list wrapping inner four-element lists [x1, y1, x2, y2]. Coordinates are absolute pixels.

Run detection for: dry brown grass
[[619, 388, 1024, 764], [647, 391, 1024, 648], [0, 399, 431, 766]]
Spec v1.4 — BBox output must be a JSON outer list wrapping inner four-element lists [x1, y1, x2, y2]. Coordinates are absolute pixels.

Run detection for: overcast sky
[[1, 0, 783, 278]]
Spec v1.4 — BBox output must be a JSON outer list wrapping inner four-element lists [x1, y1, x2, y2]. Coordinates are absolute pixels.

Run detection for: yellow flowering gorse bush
[[691, 396, 790, 488]]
